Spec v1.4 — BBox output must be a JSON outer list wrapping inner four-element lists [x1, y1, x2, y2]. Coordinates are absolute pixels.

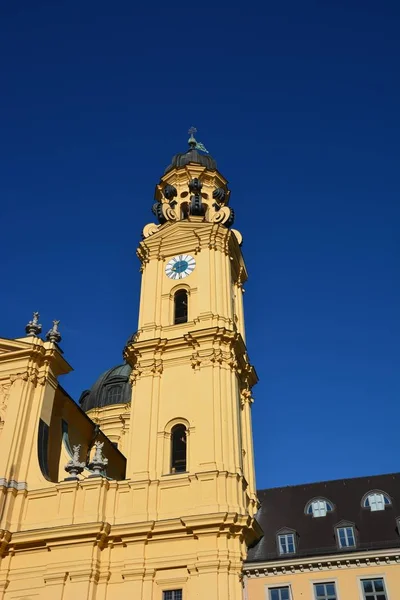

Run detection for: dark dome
[[79, 363, 132, 412], [165, 147, 217, 174]]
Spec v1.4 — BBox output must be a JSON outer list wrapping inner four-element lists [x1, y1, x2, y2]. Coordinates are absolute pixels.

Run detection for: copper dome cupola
[[79, 363, 132, 412], [164, 127, 218, 174], [142, 127, 240, 241]]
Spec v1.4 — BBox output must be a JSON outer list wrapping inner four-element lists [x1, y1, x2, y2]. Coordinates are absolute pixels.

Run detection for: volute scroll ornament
[[210, 205, 235, 227], [142, 223, 159, 238]]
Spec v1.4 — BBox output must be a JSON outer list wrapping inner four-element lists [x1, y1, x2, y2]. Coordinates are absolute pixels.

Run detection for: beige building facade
[[0, 132, 261, 599]]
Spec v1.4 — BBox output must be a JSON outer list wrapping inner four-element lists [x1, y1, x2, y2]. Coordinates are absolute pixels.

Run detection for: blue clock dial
[[165, 255, 196, 280], [172, 260, 189, 274]]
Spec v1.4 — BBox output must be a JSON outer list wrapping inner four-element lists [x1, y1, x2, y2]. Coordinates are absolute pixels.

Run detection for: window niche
[[174, 289, 188, 325]]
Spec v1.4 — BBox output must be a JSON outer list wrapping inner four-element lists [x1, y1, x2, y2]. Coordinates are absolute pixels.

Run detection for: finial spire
[[25, 311, 42, 337], [46, 320, 62, 344], [188, 126, 197, 148], [187, 126, 209, 154]]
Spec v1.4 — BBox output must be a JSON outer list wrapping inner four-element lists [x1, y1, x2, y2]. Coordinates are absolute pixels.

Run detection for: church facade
[[0, 133, 399, 600], [0, 132, 261, 599]]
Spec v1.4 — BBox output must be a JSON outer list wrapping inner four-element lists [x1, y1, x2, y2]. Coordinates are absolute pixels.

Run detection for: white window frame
[[363, 491, 390, 511], [312, 500, 328, 517], [358, 576, 389, 600], [266, 584, 292, 600], [278, 533, 296, 555], [306, 498, 334, 517], [313, 581, 338, 599], [337, 525, 356, 548]]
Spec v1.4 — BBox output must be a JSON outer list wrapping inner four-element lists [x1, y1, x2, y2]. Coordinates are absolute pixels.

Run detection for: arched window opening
[[306, 499, 334, 517], [174, 290, 188, 324], [106, 385, 123, 405], [363, 491, 391, 511], [180, 202, 189, 219], [171, 424, 187, 473]]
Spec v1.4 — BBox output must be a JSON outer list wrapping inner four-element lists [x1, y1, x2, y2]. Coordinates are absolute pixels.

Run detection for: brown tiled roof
[[247, 472, 400, 562]]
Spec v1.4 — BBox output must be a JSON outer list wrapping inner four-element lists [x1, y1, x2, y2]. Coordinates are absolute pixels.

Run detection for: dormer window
[[363, 491, 391, 512], [277, 529, 297, 555], [106, 384, 122, 404], [336, 524, 356, 549], [306, 499, 334, 518]]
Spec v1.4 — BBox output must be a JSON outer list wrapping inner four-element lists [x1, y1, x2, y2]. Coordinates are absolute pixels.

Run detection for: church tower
[[120, 129, 261, 596], [0, 129, 260, 600]]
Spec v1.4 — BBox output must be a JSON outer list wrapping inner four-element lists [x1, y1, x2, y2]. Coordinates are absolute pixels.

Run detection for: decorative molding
[[130, 359, 163, 382], [244, 549, 400, 577], [0, 529, 11, 558], [0, 478, 27, 491], [0, 382, 11, 428]]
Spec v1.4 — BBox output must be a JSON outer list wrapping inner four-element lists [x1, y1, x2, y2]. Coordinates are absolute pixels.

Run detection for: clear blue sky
[[1, 1, 399, 489]]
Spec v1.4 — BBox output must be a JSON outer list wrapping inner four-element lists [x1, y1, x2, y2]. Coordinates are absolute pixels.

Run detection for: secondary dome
[[164, 128, 217, 174], [79, 363, 132, 412]]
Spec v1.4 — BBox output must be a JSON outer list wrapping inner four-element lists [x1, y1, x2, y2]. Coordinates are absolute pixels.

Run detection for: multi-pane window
[[314, 582, 337, 600], [361, 578, 387, 599], [364, 492, 390, 511], [106, 385, 122, 404], [163, 590, 182, 600], [337, 526, 356, 548], [269, 587, 290, 600], [278, 533, 296, 555], [307, 499, 333, 517]]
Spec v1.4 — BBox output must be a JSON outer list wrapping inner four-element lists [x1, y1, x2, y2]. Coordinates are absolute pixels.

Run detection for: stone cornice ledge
[[0, 529, 11, 557], [244, 548, 400, 577], [10, 521, 110, 550]]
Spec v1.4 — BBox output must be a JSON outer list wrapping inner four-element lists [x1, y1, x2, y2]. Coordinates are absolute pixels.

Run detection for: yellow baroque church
[[1, 131, 399, 600]]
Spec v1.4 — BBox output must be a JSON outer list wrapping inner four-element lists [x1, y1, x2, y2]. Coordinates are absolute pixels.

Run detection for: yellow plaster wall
[[246, 560, 400, 599]]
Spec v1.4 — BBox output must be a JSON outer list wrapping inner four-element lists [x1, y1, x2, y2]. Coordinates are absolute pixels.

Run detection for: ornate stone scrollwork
[[130, 359, 163, 382], [162, 204, 177, 222], [0, 383, 11, 437], [142, 223, 159, 238], [210, 206, 235, 227], [152, 184, 178, 225]]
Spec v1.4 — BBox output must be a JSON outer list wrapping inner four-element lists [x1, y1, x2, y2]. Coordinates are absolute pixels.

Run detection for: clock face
[[165, 255, 196, 280]]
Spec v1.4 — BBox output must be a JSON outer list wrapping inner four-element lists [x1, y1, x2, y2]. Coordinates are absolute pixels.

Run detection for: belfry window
[[171, 424, 187, 473], [174, 290, 188, 324]]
